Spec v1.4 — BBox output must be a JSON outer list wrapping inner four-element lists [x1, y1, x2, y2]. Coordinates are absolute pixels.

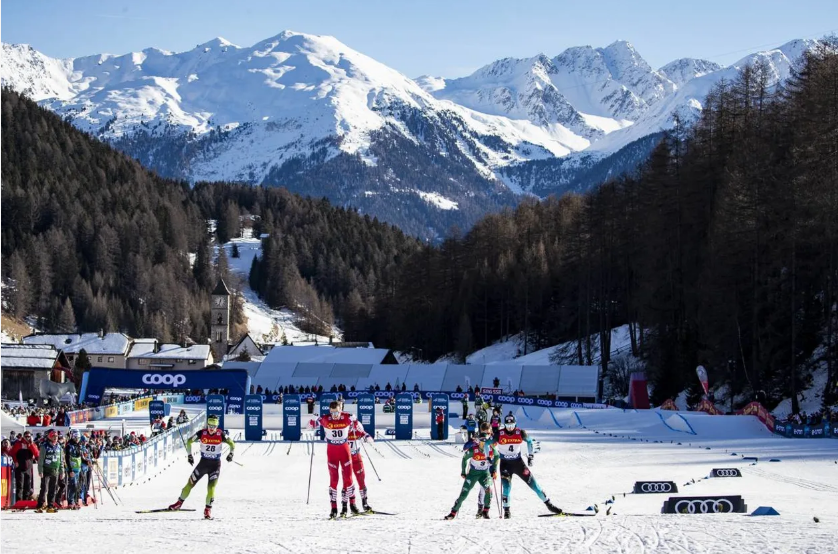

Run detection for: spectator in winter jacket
[[10, 430, 39, 500], [78, 436, 92, 505], [37, 429, 66, 512], [65, 429, 84, 509]]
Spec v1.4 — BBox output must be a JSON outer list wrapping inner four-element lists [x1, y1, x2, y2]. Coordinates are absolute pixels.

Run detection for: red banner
[[736, 401, 776, 432], [696, 398, 723, 415]]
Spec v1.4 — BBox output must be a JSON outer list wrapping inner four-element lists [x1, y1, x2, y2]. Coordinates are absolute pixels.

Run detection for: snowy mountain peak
[[659, 58, 722, 87], [194, 37, 239, 51]]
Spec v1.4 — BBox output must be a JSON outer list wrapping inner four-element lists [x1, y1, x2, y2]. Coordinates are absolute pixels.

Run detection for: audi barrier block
[[662, 495, 747, 514], [634, 481, 679, 494], [711, 468, 742, 478]]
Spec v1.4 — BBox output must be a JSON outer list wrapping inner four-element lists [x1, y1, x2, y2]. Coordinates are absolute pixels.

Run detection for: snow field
[[3, 406, 838, 553]]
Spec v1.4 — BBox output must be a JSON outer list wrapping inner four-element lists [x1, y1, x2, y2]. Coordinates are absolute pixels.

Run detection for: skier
[[462, 431, 487, 516], [444, 423, 498, 520], [168, 415, 235, 519], [347, 416, 374, 513], [464, 413, 478, 440], [318, 400, 357, 518], [489, 412, 562, 518]]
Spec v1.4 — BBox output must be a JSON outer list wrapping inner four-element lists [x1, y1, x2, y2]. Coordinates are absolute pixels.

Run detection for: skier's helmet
[[504, 413, 516, 431], [69, 429, 80, 440], [207, 415, 220, 431]]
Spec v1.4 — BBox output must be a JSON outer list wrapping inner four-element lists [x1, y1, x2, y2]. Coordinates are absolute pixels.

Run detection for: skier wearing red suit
[[318, 401, 359, 518]]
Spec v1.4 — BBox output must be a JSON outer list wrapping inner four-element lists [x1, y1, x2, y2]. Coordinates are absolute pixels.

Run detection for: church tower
[[211, 279, 231, 358]]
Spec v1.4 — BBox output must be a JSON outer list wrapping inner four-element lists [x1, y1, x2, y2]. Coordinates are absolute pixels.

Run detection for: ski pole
[[286, 442, 293, 455], [492, 474, 502, 518], [361, 439, 382, 482], [306, 440, 315, 504], [94, 464, 118, 505]]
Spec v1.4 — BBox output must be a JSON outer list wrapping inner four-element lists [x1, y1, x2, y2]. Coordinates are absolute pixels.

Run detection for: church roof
[[212, 279, 231, 296]]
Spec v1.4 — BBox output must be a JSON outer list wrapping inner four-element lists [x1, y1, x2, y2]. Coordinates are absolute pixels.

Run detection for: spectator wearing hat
[[65, 430, 84, 509], [10, 430, 39, 500], [37, 430, 65, 512]]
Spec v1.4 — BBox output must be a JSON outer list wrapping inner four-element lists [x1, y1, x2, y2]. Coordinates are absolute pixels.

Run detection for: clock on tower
[[211, 279, 231, 357]]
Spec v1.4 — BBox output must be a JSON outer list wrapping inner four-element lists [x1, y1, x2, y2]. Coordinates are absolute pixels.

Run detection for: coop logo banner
[[395, 393, 413, 440], [357, 393, 376, 436], [283, 395, 301, 441], [244, 395, 263, 442], [148, 400, 165, 424], [141, 374, 187, 387], [206, 395, 225, 430]]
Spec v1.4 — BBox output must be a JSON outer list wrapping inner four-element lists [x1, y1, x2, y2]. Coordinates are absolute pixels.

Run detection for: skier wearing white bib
[[487, 413, 562, 518], [168, 415, 235, 519]]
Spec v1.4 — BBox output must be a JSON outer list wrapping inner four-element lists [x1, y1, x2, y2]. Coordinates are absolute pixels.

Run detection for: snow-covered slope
[[219, 229, 340, 345]]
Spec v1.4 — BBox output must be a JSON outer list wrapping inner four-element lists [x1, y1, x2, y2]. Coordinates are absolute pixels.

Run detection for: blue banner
[[227, 394, 244, 414], [357, 393, 375, 437], [283, 394, 302, 441], [395, 392, 413, 440], [431, 393, 450, 440], [81, 367, 250, 404], [206, 394, 226, 430], [774, 421, 836, 439], [148, 400, 165, 424], [319, 393, 338, 439], [244, 395, 263, 441]]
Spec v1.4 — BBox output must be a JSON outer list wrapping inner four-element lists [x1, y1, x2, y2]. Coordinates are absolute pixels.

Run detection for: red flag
[[696, 365, 709, 396]]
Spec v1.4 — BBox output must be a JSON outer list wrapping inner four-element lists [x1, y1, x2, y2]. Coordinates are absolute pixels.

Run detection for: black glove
[[187, 454, 194, 465], [527, 454, 534, 466], [226, 452, 234, 462]]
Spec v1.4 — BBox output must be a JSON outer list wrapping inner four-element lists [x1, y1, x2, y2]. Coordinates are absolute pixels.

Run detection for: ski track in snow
[[3, 407, 838, 554]]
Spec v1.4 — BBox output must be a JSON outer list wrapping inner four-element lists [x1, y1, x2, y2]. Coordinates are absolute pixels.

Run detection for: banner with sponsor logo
[[133, 398, 151, 411], [244, 394, 263, 441], [395, 393, 414, 440], [206, 395, 225, 430], [81, 367, 250, 405], [227, 394, 244, 415], [1, 455, 12, 508], [148, 400, 165, 424], [104, 405, 118, 418], [737, 402, 775, 432], [773, 420, 835, 439], [357, 393, 375, 437], [283, 395, 301, 441]]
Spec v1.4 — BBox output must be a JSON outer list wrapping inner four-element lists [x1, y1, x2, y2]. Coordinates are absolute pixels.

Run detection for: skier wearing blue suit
[[485, 413, 562, 518]]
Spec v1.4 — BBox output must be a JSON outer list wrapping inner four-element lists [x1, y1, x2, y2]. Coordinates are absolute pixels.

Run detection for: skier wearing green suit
[[445, 423, 499, 519]]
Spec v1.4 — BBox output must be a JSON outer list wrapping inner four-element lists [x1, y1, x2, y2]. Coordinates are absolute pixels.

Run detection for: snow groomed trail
[[3, 406, 837, 554]]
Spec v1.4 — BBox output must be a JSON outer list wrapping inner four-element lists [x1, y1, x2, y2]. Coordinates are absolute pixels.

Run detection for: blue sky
[[2, 0, 836, 78]]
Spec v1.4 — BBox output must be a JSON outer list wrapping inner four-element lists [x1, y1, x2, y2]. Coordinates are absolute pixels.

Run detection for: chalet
[[22, 332, 131, 369], [127, 343, 214, 370], [1, 344, 71, 400]]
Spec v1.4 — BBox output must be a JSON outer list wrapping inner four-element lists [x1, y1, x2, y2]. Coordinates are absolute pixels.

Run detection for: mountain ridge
[[1, 32, 819, 238]]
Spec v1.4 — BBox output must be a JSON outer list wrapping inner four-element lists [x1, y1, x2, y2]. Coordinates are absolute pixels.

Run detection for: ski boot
[[329, 506, 338, 520], [544, 499, 562, 514], [362, 500, 373, 513], [34, 504, 47, 514], [204, 506, 212, 520], [349, 502, 361, 515], [504, 507, 511, 519], [476, 504, 483, 517], [478, 508, 490, 519], [444, 510, 457, 520], [340, 502, 349, 518], [168, 498, 184, 511], [46, 506, 57, 513]]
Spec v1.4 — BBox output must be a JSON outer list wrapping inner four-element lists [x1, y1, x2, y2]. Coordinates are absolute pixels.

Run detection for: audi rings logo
[[712, 468, 742, 478], [674, 498, 735, 514], [643, 483, 671, 492], [142, 373, 186, 386]]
